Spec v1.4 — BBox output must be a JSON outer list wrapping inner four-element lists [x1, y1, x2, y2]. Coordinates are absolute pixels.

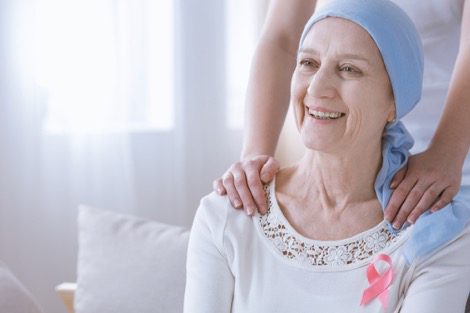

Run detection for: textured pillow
[[0, 262, 44, 313], [76, 205, 190, 313]]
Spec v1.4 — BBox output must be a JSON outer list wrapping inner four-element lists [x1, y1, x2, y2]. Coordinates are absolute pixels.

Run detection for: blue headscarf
[[299, 0, 470, 265]]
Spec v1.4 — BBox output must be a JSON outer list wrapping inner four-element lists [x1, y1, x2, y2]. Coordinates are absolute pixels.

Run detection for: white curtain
[[0, 0, 267, 311]]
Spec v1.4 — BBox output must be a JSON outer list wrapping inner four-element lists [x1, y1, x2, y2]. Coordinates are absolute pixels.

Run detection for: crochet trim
[[259, 183, 405, 267]]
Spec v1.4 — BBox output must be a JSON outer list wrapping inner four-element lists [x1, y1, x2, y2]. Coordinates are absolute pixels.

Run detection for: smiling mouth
[[307, 107, 346, 120]]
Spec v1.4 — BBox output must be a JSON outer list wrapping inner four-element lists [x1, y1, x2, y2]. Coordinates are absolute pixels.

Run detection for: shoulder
[[193, 191, 231, 230], [187, 192, 233, 259], [195, 191, 254, 231], [414, 219, 470, 270], [190, 192, 255, 260], [402, 201, 470, 267], [193, 191, 250, 234]]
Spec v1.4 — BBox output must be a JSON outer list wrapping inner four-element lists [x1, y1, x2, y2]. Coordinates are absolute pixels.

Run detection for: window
[[35, 0, 174, 134]]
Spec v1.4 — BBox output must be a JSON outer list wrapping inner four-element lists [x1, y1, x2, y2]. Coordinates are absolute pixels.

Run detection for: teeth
[[308, 108, 344, 119]]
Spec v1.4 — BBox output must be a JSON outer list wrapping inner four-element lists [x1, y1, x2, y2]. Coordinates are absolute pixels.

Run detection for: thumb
[[260, 157, 280, 183]]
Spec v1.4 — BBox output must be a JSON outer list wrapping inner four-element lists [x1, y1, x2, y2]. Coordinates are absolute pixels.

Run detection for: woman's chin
[[300, 122, 343, 150], [300, 134, 341, 153]]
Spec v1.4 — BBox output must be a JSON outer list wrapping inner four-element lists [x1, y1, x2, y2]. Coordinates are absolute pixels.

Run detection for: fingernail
[[217, 188, 223, 195], [246, 206, 254, 216], [233, 199, 241, 208], [389, 182, 396, 189], [407, 218, 414, 225], [393, 222, 401, 229], [260, 206, 267, 215], [261, 174, 269, 182], [384, 215, 391, 222], [430, 207, 437, 213]]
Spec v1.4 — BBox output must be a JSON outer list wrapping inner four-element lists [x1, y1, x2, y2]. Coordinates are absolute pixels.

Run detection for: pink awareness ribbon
[[360, 253, 393, 310]]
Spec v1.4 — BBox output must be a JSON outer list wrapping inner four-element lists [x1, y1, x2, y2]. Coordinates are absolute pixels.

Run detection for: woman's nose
[[307, 67, 336, 99]]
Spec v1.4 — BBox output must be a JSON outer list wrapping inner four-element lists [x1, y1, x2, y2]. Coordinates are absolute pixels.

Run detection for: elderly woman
[[184, 0, 470, 312]]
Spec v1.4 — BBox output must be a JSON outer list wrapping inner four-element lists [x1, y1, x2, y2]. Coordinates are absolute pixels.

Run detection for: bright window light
[[35, 0, 174, 134], [225, 0, 264, 129]]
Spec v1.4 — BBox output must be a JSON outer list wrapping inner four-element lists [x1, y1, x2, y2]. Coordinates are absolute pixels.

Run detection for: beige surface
[[276, 106, 305, 167], [55, 283, 76, 313]]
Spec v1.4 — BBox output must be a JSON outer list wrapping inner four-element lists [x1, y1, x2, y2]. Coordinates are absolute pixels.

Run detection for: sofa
[[61, 205, 191, 313]]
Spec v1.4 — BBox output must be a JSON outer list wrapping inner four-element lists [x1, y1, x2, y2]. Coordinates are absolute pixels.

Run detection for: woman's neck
[[274, 147, 385, 240], [276, 145, 383, 217]]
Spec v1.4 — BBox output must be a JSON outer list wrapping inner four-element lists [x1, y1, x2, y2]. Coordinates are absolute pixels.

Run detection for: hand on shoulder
[[212, 155, 280, 216]]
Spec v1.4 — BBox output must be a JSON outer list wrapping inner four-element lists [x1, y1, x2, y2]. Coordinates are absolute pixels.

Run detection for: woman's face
[[291, 17, 396, 154]]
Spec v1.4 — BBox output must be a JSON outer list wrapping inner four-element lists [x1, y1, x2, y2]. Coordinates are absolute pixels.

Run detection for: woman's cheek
[[290, 86, 305, 130], [292, 101, 303, 132]]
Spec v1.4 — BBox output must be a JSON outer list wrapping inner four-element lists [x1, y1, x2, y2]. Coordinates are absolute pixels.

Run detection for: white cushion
[[75, 205, 190, 313], [0, 262, 43, 313]]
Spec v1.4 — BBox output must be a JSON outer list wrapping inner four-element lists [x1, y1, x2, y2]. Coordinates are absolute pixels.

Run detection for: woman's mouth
[[307, 107, 346, 120]]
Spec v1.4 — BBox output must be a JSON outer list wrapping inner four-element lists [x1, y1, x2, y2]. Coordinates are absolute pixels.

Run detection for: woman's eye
[[299, 60, 315, 67], [341, 66, 357, 73], [298, 60, 321, 72]]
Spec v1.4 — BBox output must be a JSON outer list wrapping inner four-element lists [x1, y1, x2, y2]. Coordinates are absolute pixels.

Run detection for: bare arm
[[213, 0, 317, 215], [427, 0, 470, 165], [241, 0, 318, 159], [386, 0, 470, 228]]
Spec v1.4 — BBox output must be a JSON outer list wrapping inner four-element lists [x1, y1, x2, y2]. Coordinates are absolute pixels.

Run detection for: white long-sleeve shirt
[[184, 180, 470, 313]]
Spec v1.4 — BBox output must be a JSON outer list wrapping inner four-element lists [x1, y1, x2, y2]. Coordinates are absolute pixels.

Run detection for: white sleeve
[[399, 224, 470, 313], [183, 194, 235, 313]]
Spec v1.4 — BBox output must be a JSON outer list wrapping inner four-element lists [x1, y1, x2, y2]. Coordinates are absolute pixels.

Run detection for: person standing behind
[[214, 0, 470, 230]]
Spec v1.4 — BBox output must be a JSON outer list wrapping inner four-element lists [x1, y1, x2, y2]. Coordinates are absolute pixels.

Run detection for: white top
[[391, 0, 470, 185], [184, 179, 470, 313]]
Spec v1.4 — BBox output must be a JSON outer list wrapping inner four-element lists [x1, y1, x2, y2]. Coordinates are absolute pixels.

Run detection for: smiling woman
[[184, 0, 470, 312]]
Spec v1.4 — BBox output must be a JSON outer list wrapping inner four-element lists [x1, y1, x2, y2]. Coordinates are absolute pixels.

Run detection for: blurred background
[[0, 0, 310, 312]]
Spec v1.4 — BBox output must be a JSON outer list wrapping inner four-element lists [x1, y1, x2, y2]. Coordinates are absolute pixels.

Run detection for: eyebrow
[[297, 48, 371, 64]]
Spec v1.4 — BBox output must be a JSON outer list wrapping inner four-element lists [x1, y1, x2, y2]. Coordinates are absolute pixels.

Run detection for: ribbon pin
[[360, 253, 393, 310]]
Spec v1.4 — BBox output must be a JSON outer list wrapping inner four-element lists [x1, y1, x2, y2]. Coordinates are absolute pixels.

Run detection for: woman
[[213, 0, 470, 232], [184, 1, 470, 312]]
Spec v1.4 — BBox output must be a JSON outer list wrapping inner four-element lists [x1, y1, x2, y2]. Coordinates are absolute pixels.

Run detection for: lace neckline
[[254, 177, 411, 271]]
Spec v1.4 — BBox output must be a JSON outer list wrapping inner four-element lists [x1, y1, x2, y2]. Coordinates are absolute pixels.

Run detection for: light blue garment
[[299, 0, 470, 266], [454, 186, 470, 205], [402, 186, 470, 265]]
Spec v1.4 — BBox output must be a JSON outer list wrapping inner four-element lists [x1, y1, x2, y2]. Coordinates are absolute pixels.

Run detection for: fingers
[[216, 155, 276, 216], [222, 172, 243, 210], [245, 162, 269, 214], [213, 178, 226, 195], [407, 184, 443, 224], [384, 176, 418, 226], [260, 157, 280, 183], [390, 165, 407, 189], [390, 180, 432, 229], [389, 182, 458, 228], [430, 186, 458, 213], [230, 166, 259, 216], [405, 182, 441, 224]]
